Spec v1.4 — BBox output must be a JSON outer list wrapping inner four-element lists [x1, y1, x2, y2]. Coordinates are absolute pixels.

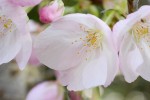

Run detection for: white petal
[[0, 0, 29, 36], [16, 33, 32, 70], [0, 0, 31, 68], [119, 34, 143, 82], [8, 0, 42, 7], [35, 28, 86, 70], [57, 49, 108, 91], [137, 41, 150, 81], [113, 6, 150, 51], [0, 15, 22, 64], [103, 41, 119, 87], [82, 50, 107, 89], [35, 14, 110, 70], [0, 32, 21, 64]]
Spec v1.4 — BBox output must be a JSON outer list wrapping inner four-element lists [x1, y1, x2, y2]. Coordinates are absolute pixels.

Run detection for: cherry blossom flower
[[0, 0, 32, 70], [39, 0, 64, 24], [113, 6, 150, 83], [8, 0, 42, 7], [35, 14, 118, 91], [26, 81, 64, 100]]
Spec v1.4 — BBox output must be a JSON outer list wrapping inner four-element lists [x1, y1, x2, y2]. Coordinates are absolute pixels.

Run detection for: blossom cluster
[[1, 0, 150, 93]]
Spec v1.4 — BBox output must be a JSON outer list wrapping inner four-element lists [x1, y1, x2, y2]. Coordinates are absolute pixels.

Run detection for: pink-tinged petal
[[0, 1, 24, 64], [57, 50, 107, 91], [8, 0, 42, 7], [52, 13, 112, 32], [82, 51, 107, 89], [137, 41, 150, 81], [103, 41, 119, 86], [36, 14, 118, 90], [0, 0, 32, 68], [88, 14, 118, 86], [119, 34, 143, 83], [26, 81, 63, 100], [113, 5, 150, 51], [28, 35, 40, 66], [113, 5, 150, 83], [113, 18, 135, 51], [35, 14, 105, 70], [127, 5, 150, 19], [28, 47, 40, 66], [34, 29, 86, 70], [0, 0, 30, 37], [0, 23, 21, 64], [28, 20, 40, 33], [15, 33, 32, 70]]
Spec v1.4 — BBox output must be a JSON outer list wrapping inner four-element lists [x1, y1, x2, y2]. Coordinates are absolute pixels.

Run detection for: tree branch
[[128, 0, 139, 13]]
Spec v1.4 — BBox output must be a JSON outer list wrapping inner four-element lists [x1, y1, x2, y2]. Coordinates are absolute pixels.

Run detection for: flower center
[[0, 15, 15, 38], [132, 19, 150, 43], [72, 24, 103, 60], [84, 29, 103, 49], [72, 24, 103, 49]]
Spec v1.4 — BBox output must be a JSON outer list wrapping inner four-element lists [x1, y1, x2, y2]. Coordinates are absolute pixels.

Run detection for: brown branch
[[128, 0, 140, 13], [128, 0, 134, 13]]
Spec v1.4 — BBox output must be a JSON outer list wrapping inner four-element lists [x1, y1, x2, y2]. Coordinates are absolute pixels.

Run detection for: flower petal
[[15, 33, 32, 70], [0, 27, 21, 64], [34, 29, 87, 70], [35, 14, 118, 90], [82, 50, 107, 89], [103, 41, 119, 87], [113, 5, 150, 51], [119, 34, 143, 82], [8, 0, 42, 7], [113, 5, 150, 83], [57, 50, 107, 91], [35, 14, 109, 70], [57, 17, 118, 90], [113, 18, 135, 51], [0, 0, 31, 68], [137, 41, 150, 81]]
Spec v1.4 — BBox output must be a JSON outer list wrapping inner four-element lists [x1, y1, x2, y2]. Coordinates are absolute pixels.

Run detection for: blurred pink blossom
[[26, 81, 64, 100], [39, 0, 64, 24]]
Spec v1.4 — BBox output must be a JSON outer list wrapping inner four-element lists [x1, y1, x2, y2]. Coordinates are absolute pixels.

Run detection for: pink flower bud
[[39, 0, 64, 24], [26, 81, 64, 100]]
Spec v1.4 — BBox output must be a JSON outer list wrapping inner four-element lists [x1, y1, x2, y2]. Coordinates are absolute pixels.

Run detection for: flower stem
[[92, 87, 101, 100], [64, 87, 70, 100], [103, 11, 115, 25], [68, 91, 82, 100], [64, 87, 82, 100]]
